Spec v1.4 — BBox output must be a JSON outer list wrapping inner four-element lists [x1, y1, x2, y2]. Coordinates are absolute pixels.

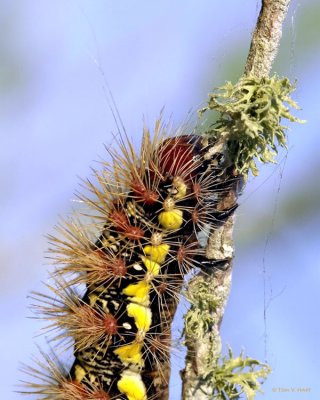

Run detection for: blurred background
[[0, 0, 319, 399]]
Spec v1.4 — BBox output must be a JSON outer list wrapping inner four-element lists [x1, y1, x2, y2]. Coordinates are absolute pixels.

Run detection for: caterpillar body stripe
[[22, 123, 241, 399]]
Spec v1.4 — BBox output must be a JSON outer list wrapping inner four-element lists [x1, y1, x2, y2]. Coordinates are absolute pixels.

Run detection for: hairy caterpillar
[[21, 120, 241, 400]]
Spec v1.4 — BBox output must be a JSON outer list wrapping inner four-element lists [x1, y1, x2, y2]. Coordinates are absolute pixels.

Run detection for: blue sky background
[[0, 1, 319, 399]]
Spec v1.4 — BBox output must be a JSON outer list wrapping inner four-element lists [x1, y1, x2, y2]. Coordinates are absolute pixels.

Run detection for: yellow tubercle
[[114, 342, 144, 366], [172, 176, 187, 199], [143, 243, 170, 264], [88, 293, 98, 307], [127, 302, 152, 332], [158, 209, 183, 230], [117, 369, 147, 400], [74, 364, 86, 382], [122, 280, 150, 306], [141, 256, 161, 276]]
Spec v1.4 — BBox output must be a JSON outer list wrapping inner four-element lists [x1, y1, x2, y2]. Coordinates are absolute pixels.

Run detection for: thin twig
[[245, 0, 291, 77], [181, 1, 292, 399]]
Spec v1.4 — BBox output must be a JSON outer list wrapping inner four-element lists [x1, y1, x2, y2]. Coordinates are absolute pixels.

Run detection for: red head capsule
[[158, 136, 201, 179]]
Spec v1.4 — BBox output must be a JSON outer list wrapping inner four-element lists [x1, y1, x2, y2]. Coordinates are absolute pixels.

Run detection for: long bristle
[[21, 118, 240, 399]]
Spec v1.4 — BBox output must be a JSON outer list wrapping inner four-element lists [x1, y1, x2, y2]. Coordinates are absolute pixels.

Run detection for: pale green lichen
[[183, 274, 271, 399], [200, 76, 305, 176], [205, 349, 271, 400], [184, 279, 222, 338]]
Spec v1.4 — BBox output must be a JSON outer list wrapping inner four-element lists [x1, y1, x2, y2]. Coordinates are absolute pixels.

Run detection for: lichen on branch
[[200, 76, 305, 177], [208, 349, 271, 400], [182, 267, 271, 400], [181, 1, 306, 399]]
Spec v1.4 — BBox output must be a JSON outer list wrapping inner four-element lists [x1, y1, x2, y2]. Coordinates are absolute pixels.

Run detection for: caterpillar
[[21, 120, 241, 400]]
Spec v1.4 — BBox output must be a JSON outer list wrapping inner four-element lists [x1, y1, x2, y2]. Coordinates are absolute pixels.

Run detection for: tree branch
[[245, 0, 291, 77], [181, 1, 292, 399]]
